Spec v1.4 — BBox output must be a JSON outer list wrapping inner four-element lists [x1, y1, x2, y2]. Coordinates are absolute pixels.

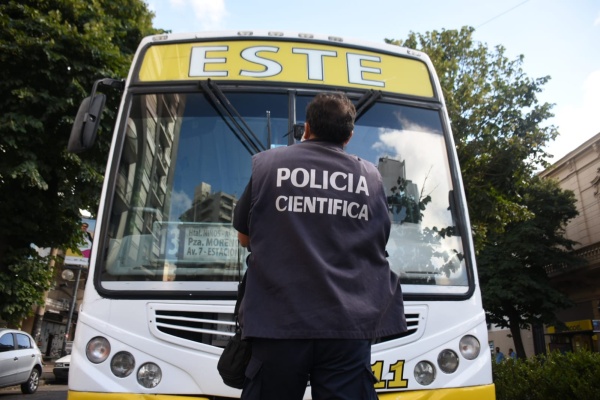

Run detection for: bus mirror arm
[[67, 78, 124, 153]]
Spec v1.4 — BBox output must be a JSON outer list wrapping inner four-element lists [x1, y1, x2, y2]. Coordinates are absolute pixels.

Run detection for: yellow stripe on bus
[[67, 385, 495, 400], [379, 384, 496, 399], [137, 41, 434, 98], [67, 392, 210, 400]]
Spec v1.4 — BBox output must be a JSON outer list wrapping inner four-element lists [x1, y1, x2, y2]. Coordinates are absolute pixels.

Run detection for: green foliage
[[494, 351, 600, 400], [0, 247, 54, 327], [478, 176, 581, 358], [0, 0, 160, 324], [479, 177, 579, 320]]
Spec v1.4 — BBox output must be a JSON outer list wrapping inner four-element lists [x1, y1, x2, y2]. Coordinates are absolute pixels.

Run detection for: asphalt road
[[0, 384, 67, 399]]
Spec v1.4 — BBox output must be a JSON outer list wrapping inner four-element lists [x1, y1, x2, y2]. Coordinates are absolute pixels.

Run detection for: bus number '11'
[[371, 360, 409, 389]]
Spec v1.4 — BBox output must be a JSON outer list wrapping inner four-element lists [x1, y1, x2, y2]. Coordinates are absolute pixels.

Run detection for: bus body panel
[[69, 295, 492, 397]]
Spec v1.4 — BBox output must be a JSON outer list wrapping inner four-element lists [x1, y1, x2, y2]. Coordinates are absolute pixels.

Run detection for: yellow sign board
[[547, 319, 593, 334], [137, 41, 434, 98]]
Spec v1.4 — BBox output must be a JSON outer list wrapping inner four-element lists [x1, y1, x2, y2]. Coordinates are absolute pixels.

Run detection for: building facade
[[539, 132, 600, 353], [488, 132, 600, 358]]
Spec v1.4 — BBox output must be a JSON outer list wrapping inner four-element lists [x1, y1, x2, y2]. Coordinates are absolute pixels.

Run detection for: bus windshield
[[100, 89, 468, 295]]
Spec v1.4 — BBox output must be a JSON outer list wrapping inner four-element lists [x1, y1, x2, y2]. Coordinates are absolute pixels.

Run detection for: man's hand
[[238, 232, 250, 248]]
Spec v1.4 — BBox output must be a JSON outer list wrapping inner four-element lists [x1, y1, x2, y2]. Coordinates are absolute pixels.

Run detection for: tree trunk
[[31, 248, 58, 341], [508, 314, 527, 359]]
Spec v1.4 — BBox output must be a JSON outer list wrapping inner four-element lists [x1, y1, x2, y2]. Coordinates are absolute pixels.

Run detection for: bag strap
[[233, 271, 247, 327]]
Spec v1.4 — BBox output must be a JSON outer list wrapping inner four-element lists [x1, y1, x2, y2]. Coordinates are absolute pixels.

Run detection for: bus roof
[[133, 31, 437, 99]]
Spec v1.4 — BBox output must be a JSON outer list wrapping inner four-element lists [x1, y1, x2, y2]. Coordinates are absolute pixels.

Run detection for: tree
[[0, 0, 160, 326], [387, 27, 581, 356], [387, 27, 558, 247], [478, 177, 580, 358]]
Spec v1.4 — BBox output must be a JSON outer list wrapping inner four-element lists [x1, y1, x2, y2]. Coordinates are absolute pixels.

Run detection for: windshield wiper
[[354, 89, 382, 121], [200, 79, 266, 154]]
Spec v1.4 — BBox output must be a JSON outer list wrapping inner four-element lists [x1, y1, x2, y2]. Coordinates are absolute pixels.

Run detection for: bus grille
[[148, 303, 424, 350], [149, 303, 236, 349], [375, 312, 421, 343]]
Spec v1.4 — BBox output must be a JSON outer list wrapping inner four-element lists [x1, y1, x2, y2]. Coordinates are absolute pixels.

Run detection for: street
[[0, 384, 67, 399]]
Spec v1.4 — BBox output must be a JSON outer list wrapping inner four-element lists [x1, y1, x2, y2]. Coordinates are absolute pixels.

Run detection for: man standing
[[233, 92, 406, 400], [495, 347, 505, 363]]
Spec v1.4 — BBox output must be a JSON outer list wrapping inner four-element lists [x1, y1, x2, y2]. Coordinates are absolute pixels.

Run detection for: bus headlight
[[86, 337, 111, 364], [137, 362, 162, 388], [459, 335, 481, 360], [111, 351, 135, 378], [414, 361, 436, 386], [437, 349, 459, 373]]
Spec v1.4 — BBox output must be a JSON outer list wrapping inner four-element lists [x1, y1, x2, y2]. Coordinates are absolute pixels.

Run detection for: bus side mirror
[[68, 94, 106, 153], [67, 78, 123, 153]]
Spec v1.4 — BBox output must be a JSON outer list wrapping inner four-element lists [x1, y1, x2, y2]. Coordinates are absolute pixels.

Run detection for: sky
[[149, 0, 600, 164]]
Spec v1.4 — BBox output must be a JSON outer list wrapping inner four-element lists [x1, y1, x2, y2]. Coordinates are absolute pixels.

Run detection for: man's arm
[[233, 178, 252, 248]]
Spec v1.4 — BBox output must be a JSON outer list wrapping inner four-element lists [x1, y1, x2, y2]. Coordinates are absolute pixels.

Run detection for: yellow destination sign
[[137, 40, 434, 98]]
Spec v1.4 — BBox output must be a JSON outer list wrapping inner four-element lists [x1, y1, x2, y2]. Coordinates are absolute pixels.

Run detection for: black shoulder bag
[[217, 272, 252, 389]]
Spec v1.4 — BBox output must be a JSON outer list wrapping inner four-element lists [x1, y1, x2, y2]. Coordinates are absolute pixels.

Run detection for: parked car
[[53, 354, 70, 382], [0, 328, 43, 394]]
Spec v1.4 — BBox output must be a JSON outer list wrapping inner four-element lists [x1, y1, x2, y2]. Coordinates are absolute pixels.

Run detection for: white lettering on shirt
[[274, 167, 371, 221], [276, 167, 369, 196], [275, 196, 369, 221]]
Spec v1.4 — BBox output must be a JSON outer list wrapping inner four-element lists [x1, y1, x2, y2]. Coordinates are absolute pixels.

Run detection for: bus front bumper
[[68, 384, 495, 400]]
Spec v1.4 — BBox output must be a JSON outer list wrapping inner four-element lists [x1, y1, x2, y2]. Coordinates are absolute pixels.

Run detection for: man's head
[[305, 92, 356, 144]]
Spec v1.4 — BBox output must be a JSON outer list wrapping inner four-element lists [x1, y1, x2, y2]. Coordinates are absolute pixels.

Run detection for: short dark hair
[[305, 92, 356, 144]]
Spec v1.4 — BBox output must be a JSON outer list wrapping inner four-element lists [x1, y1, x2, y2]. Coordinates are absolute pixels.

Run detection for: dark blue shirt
[[233, 140, 406, 339]]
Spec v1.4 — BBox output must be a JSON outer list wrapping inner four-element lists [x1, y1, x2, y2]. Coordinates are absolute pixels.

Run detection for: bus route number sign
[[182, 223, 239, 263]]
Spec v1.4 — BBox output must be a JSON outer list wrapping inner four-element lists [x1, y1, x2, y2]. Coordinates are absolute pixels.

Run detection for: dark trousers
[[241, 338, 378, 400]]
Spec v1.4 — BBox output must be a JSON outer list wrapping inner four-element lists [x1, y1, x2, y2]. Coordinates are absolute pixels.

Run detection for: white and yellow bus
[[67, 31, 495, 399]]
